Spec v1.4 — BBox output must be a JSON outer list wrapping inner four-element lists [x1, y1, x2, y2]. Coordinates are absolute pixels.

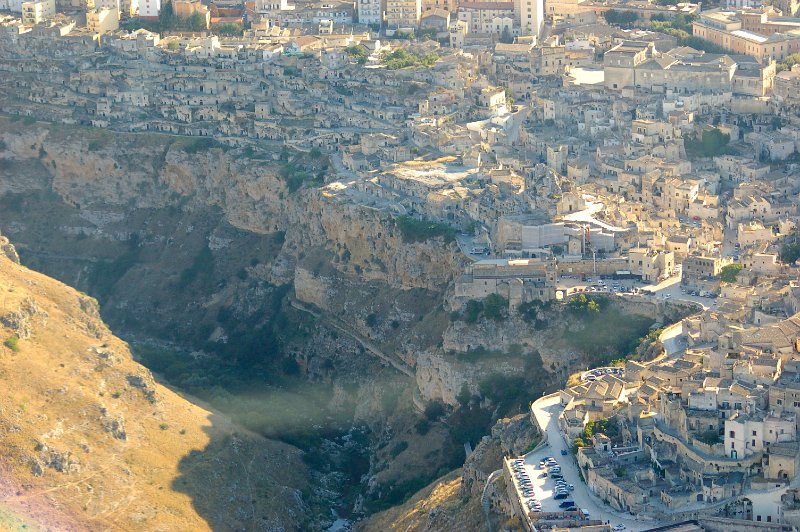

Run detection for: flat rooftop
[[387, 160, 479, 187], [731, 29, 768, 43]]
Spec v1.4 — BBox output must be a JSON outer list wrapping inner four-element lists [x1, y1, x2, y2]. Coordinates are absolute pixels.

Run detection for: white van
[[580, 508, 590, 518]]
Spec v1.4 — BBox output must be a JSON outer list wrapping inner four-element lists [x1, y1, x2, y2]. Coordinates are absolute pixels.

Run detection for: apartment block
[[386, 0, 420, 28], [21, 0, 55, 25]]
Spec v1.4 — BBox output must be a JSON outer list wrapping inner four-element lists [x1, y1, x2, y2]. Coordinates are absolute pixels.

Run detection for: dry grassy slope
[[357, 470, 485, 532], [0, 251, 308, 531]]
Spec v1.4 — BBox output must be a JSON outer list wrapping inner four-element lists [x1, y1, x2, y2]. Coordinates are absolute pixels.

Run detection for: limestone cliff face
[[1, 120, 462, 293], [443, 318, 557, 358], [462, 413, 540, 497], [415, 349, 529, 406], [289, 191, 463, 291]]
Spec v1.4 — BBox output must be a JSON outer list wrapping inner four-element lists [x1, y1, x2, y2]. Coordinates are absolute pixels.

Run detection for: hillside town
[[3, 0, 800, 527]]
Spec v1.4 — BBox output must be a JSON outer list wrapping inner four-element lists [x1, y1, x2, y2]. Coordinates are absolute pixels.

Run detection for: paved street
[[524, 395, 658, 530]]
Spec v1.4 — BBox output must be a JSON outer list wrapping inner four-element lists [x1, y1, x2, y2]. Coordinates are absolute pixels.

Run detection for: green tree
[[464, 299, 483, 323], [719, 264, 742, 283], [457, 382, 472, 407], [213, 22, 243, 36], [499, 26, 514, 44], [424, 400, 446, 421], [572, 437, 587, 454], [504, 86, 514, 107], [187, 12, 207, 31], [159, 0, 175, 28], [685, 127, 733, 159], [603, 9, 638, 26], [781, 240, 800, 264], [483, 294, 507, 321], [682, 36, 727, 53], [346, 45, 369, 64], [777, 53, 800, 72]]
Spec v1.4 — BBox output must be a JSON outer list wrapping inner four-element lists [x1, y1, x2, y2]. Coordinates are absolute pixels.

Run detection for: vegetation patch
[[684, 128, 735, 159], [345, 45, 369, 64], [781, 239, 800, 264], [778, 53, 800, 72], [4, 335, 20, 352], [696, 430, 721, 445], [279, 162, 325, 193], [572, 418, 619, 452], [381, 49, 439, 70], [563, 296, 654, 365], [603, 9, 638, 26], [394, 216, 455, 244], [718, 263, 743, 283], [178, 244, 214, 288], [178, 137, 224, 154]]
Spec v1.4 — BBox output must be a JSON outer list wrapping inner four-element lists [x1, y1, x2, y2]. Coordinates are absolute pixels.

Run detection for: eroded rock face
[[461, 413, 539, 503], [0, 297, 45, 339], [0, 233, 19, 263], [3, 123, 464, 295]]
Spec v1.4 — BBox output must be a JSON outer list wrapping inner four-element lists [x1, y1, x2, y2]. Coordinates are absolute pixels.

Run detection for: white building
[[386, 0, 420, 28], [21, 0, 55, 25], [87, 7, 119, 34], [517, 0, 542, 39], [358, 0, 383, 25], [724, 411, 796, 460], [138, 0, 160, 17]]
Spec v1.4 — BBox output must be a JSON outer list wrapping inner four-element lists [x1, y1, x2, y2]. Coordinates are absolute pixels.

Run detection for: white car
[[613, 525, 626, 531]]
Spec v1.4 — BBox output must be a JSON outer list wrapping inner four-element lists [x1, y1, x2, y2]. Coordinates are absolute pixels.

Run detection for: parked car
[[554, 491, 569, 499], [613, 525, 626, 531], [559, 500, 575, 508], [551, 473, 564, 480]]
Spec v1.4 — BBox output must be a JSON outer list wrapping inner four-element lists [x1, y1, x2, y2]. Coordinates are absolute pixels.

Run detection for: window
[[752, 430, 757, 436], [730, 431, 735, 438]]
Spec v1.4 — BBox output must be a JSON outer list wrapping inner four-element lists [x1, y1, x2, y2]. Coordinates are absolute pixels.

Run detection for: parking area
[[580, 366, 624, 382], [508, 454, 578, 515], [525, 395, 651, 531], [558, 276, 643, 293]]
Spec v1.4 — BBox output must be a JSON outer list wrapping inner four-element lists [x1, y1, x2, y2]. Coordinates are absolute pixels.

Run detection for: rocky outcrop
[[460, 414, 540, 508], [288, 191, 463, 291], [0, 231, 19, 263], [0, 297, 45, 339]]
